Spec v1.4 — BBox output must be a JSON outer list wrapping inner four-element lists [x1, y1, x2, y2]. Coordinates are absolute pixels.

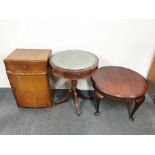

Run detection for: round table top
[[50, 50, 98, 71], [91, 66, 149, 99]]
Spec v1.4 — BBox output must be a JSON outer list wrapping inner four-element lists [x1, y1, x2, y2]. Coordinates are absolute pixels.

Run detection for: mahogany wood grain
[[4, 49, 53, 108], [51, 64, 98, 80], [91, 66, 149, 121]]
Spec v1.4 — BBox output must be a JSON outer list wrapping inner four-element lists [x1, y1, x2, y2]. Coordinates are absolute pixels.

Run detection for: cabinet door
[[7, 73, 52, 108]]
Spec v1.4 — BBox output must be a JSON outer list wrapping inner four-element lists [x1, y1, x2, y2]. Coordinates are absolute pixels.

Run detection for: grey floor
[[0, 81, 155, 135]]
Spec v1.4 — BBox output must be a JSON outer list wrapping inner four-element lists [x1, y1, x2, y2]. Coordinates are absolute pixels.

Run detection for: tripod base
[[55, 80, 92, 115]]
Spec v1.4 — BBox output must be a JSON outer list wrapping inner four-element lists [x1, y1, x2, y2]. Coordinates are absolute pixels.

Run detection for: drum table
[[50, 50, 98, 115], [91, 66, 149, 121]]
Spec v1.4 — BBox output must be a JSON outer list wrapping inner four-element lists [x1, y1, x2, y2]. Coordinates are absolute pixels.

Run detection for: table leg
[[94, 91, 102, 116], [72, 80, 81, 116], [77, 89, 93, 99], [129, 96, 145, 121], [55, 89, 72, 104]]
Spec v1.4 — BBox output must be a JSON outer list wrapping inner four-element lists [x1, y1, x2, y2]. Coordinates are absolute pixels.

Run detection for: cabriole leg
[[94, 91, 103, 116], [129, 96, 145, 121]]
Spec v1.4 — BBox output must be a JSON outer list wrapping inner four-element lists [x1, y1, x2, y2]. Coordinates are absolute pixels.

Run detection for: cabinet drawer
[[5, 62, 47, 74]]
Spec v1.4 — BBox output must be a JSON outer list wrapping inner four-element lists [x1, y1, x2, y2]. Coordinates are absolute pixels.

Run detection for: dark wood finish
[[91, 66, 149, 121], [129, 96, 145, 121], [94, 91, 103, 116], [55, 80, 94, 115], [148, 54, 155, 84], [4, 49, 53, 108], [52, 64, 98, 80], [51, 57, 98, 116]]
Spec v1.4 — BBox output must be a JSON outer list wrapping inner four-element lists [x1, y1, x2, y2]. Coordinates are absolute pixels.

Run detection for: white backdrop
[[0, 19, 155, 89]]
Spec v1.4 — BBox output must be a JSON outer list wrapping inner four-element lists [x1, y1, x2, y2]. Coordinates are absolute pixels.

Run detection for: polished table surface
[[91, 66, 148, 99]]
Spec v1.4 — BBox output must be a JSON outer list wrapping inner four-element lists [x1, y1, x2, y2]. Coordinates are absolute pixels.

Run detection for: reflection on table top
[[50, 50, 98, 71]]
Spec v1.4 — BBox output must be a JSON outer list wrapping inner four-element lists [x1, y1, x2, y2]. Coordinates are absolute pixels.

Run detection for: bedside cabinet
[[4, 49, 53, 108]]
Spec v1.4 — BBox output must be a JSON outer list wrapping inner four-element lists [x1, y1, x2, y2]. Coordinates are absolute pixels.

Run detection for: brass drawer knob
[[23, 65, 28, 69]]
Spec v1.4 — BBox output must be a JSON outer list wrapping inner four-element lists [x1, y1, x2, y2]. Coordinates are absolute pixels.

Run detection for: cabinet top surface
[[4, 49, 51, 62]]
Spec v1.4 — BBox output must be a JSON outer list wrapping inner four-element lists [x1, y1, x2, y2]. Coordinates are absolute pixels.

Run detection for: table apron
[[52, 66, 98, 80]]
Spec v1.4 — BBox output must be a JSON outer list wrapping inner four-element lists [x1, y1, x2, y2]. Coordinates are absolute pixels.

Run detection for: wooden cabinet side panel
[[149, 58, 155, 84], [7, 73, 53, 108], [7, 73, 20, 106]]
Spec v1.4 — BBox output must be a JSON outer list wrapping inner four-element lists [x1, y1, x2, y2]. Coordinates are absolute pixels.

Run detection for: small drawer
[[5, 62, 47, 74]]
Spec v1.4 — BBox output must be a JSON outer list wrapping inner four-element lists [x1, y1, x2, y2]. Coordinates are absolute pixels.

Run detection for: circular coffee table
[[50, 50, 98, 115], [91, 66, 149, 121]]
